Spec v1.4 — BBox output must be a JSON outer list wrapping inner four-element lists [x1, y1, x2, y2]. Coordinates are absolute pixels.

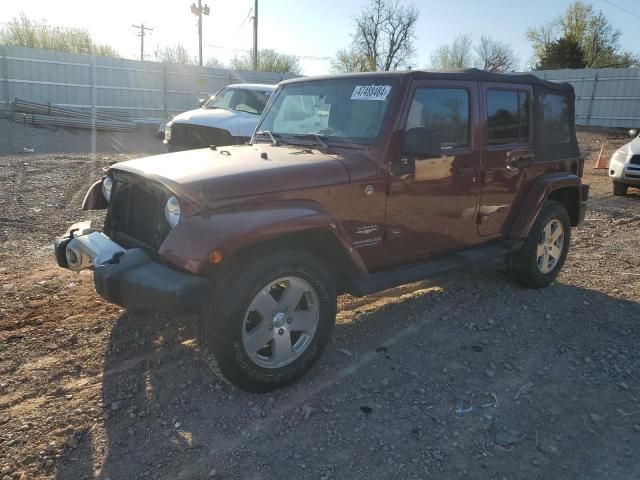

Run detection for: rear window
[[487, 90, 529, 145], [539, 93, 571, 144]]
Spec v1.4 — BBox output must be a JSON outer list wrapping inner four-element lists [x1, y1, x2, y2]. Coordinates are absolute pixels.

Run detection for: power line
[[602, 0, 640, 19]]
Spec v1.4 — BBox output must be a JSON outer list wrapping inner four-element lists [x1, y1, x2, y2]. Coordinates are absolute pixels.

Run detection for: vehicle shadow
[[55, 266, 640, 480]]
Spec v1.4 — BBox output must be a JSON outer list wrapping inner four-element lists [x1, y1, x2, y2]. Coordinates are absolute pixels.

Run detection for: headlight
[[164, 121, 172, 141], [164, 196, 181, 228], [102, 176, 113, 202]]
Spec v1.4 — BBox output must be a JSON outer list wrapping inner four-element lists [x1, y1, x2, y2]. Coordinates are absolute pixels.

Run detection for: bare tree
[[334, 0, 419, 72], [330, 48, 373, 73], [153, 43, 196, 64], [474, 35, 519, 72], [205, 57, 226, 69], [430, 33, 473, 69], [230, 49, 300, 74]]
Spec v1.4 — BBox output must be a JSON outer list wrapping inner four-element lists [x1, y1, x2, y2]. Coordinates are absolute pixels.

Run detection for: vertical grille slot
[[107, 173, 169, 249]]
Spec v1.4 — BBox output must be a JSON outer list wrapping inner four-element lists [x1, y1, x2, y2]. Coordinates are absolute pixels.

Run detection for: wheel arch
[[225, 228, 365, 294], [507, 173, 583, 239]]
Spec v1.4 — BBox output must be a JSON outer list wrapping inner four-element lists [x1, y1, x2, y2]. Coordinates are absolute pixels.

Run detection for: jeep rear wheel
[[198, 249, 336, 392], [507, 201, 571, 288]]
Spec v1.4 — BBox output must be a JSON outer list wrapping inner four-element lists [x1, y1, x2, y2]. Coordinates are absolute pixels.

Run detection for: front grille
[[106, 172, 170, 249], [629, 155, 640, 165], [171, 123, 236, 150]]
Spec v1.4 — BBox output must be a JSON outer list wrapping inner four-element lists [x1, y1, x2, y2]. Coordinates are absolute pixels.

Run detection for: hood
[[170, 108, 260, 137], [110, 145, 350, 208], [617, 135, 640, 156]]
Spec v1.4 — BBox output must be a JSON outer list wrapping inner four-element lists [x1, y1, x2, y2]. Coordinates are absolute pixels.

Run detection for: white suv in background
[[609, 129, 640, 196], [164, 83, 276, 152]]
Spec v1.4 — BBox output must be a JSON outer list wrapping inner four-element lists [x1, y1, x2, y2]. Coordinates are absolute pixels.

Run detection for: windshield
[[204, 87, 272, 115], [256, 78, 397, 145]]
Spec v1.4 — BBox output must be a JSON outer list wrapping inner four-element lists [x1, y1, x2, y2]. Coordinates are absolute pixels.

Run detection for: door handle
[[506, 156, 532, 171]]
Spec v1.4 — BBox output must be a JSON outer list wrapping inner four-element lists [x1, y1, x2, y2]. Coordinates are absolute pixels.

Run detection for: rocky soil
[[0, 122, 639, 480]]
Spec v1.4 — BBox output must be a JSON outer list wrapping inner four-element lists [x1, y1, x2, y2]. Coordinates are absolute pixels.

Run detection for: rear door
[[478, 83, 533, 236]]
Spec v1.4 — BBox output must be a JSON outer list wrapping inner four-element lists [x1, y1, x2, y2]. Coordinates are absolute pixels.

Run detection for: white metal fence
[[532, 67, 640, 128], [0, 45, 295, 123]]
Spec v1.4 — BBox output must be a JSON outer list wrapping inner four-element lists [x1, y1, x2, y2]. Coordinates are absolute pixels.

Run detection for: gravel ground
[[0, 122, 639, 480]]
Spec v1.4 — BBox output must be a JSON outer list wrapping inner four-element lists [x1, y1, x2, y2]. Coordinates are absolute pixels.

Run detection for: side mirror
[[199, 98, 207, 108], [630, 128, 638, 138], [403, 127, 442, 157]]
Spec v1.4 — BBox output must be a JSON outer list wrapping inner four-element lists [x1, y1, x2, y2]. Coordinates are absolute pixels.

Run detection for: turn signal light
[[209, 250, 223, 264]]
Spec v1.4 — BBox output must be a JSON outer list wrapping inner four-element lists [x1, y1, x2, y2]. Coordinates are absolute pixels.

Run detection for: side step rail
[[346, 240, 523, 297]]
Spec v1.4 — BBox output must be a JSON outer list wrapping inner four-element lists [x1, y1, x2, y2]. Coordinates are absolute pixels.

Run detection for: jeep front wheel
[[507, 200, 571, 288], [198, 250, 337, 392]]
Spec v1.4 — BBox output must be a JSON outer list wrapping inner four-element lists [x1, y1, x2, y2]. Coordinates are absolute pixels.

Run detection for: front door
[[478, 83, 534, 236], [386, 80, 482, 261]]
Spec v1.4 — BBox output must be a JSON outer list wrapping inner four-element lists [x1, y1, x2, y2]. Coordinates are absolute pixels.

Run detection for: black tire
[[198, 249, 337, 392], [613, 182, 628, 196], [506, 201, 571, 289]]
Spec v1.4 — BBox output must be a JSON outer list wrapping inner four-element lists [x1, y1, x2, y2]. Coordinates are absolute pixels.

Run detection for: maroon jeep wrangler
[[55, 69, 588, 392]]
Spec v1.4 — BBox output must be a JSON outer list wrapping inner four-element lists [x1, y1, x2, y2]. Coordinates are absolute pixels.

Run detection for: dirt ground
[[1, 120, 639, 480]]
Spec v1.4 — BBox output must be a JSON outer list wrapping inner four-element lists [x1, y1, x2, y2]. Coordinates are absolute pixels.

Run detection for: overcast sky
[[2, 0, 639, 75]]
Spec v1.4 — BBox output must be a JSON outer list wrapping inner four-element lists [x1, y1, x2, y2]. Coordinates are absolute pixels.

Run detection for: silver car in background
[[609, 129, 640, 196], [164, 83, 276, 152]]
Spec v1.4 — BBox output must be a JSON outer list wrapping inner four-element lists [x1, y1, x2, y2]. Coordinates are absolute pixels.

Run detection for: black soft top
[[281, 68, 573, 93]]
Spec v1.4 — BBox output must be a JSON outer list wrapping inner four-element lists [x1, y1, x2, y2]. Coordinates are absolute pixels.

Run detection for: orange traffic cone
[[594, 142, 609, 169]]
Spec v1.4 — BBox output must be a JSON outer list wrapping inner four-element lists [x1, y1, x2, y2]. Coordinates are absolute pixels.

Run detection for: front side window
[[405, 88, 470, 149], [539, 93, 570, 144], [204, 88, 271, 115], [256, 79, 397, 144], [487, 90, 529, 145]]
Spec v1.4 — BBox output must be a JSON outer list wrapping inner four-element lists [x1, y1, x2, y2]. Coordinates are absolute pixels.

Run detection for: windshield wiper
[[255, 130, 281, 146], [289, 133, 330, 152]]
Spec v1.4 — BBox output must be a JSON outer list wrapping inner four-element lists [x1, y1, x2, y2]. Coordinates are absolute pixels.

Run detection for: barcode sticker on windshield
[[351, 85, 392, 101]]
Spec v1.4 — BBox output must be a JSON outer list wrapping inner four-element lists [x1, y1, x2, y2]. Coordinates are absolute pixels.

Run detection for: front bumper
[[55, 226, 209, 314], [609, 161, 640, 185]]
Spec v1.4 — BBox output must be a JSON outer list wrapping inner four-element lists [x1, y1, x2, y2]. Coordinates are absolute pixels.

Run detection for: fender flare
[[507, 172, 582, 239], [158, 199, 368, 278]]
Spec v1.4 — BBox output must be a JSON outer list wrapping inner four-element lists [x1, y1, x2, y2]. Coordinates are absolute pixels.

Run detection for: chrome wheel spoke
[[250, 290, 279, 320], [244, 320, 274, 354], [549, 244, 562, 260], [289, 310, 317, 333], [543, 223, 553, 242], [551, 227, 563, 242], [537, 243, 545, 259], [278, 279, 306, 310], [272, 330, 293, 364]]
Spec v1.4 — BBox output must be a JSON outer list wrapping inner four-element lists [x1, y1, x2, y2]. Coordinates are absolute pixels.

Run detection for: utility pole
[[252, 0, 258, 70], [131, 23, 153, 61], [190, 0, 210, 67]]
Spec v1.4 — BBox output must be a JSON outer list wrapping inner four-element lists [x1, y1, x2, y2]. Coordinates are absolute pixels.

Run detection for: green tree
[[536, 37, 587, 70], [527, 1, 639, 68], [0, 13, 118, 57], [230, 49, 300, 74]]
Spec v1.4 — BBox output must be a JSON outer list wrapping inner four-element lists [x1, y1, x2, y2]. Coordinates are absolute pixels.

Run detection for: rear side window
[[405, 88, 470, 149], [487, 90, 529, 145], [539, 93, 570, 144]]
